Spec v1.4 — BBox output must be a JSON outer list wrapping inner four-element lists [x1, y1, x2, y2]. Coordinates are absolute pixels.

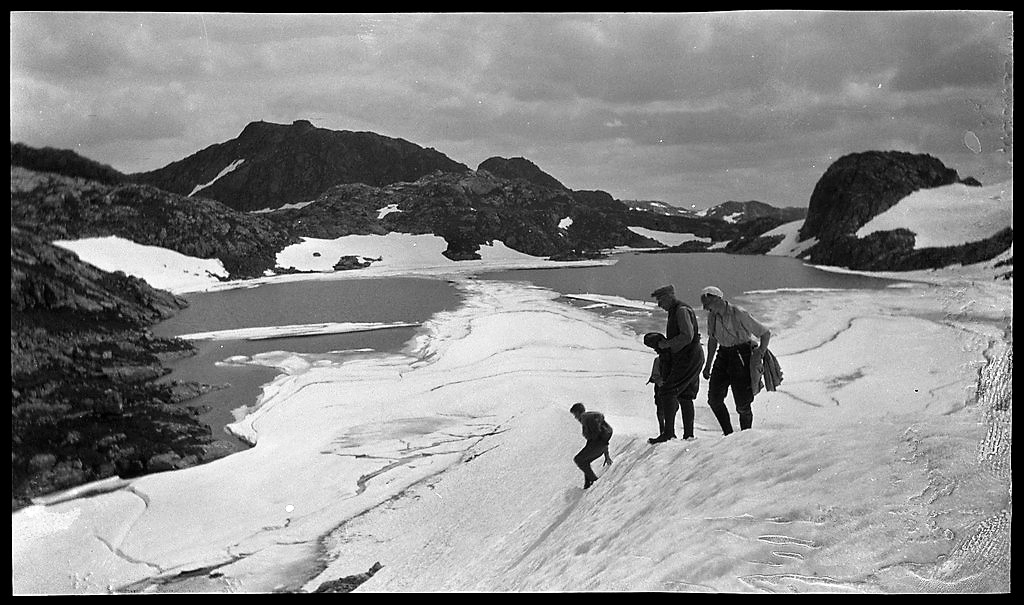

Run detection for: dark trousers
[[708, 344, 755, 435], [574, 439, 609, 483], [654, 387, 695, 439]]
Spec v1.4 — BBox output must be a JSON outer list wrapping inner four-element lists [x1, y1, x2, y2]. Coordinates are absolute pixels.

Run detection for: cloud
[[891, 38, 1012, 92], [9, 11, 1013, 205]]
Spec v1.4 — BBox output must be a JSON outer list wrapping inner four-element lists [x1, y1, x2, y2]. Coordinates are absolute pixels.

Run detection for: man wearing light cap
[[700, 285, 771, 434], [647, 284, 704, 443]]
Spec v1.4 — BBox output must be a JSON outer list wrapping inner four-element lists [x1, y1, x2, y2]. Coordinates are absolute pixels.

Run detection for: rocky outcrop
[[11, 226, 216, 510], [478, 156, 569, 190], [11, 167, 300, 279], [804, 227, 1014, 272], [313, 562, 383, 593], [798, 150, 965, 242], [130, 120, 470, 212], [266, 169, 651, 259], [793, 151, 1011, 271], [11, 141, 128, 185]]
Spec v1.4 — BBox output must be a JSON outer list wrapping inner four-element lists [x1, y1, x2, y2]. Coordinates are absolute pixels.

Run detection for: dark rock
[[147, 452, 183, 472], [795, 151, 1011, 271], [11, 166, 300, 280], [313, 562, 383, 593], [130, 120, 469, 212], [799, 150, 961, 242], [28, 453, 58, 472], [10, 225, 215, 510], [11, 141, 128, 185], [266, 169, 641, 259], [722, 233, 786, 255], [571, 189, 626, 212], [333, 255, 374, 270], [478, 156, 569, 190], [803, 227, 1014, 272], [645, 240, 714, 254]]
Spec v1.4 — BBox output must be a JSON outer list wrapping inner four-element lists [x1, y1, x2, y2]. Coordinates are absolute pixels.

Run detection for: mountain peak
[[237, 119, 317, 140], [478, 156, 568, 191], [132, 122, 469, 211]]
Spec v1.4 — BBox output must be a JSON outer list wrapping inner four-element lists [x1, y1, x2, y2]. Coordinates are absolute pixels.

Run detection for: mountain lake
[[152, 252, 908, 455]]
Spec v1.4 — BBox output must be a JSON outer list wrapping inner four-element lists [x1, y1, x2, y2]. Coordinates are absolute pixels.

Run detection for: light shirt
[[707, 301, 769, 347]]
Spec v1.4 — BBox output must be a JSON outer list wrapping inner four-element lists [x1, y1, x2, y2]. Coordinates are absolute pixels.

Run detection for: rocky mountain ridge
[[702, 199, 806, 224], [130, 120, 469, 212], [124, 120, 802, 242], [11, 141, 128, 186], [624, 199, 699, 216], [11, 166, 301, 280], [267, 169, 655, 261], [477, 156, 569, 191]]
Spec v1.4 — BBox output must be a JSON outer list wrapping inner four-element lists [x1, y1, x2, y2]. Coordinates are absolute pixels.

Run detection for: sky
[[9, 11, 1014, 210]]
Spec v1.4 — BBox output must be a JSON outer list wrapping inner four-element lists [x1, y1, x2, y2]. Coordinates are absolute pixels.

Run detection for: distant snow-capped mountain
[[625, 198, 806, 224], [623, 199, 700, 217], [701, 200, 807, 224]]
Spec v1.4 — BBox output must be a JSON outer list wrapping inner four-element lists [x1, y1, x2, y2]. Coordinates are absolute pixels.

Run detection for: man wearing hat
[[700, 285, 771, 434], [647, 285, 704, 443]]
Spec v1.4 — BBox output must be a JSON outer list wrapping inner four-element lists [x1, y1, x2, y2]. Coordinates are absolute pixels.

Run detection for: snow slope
[[627, 226, 711, 247], [857, 180, 1012, 248], [53, 236, 230, 292], [767, 179, 1012, 257], [12, 182, 1013, 594]]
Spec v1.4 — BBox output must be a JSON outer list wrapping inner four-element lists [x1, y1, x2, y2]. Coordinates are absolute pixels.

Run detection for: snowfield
[[14, 182, 1012, 593], [627, 226, 712, 247], [856, 180, 1012, 249]]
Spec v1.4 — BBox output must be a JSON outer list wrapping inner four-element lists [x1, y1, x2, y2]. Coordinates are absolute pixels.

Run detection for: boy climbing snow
[[569, 403, 613, 489]]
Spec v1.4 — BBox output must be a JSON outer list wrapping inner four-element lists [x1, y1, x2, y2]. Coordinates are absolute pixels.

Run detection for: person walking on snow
[[700, 286, 771, 435], [643, 332, 672, 438], [647, 285, 705, 443], [569, 403, 613, 489]]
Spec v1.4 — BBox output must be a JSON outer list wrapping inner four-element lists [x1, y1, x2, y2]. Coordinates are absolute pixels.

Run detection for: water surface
[[153, 277, 463, 454], [480, 252, 905, 303]]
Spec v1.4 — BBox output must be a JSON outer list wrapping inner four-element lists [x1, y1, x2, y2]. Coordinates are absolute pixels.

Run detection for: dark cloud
[[9, 11, 1013, 206], [891, 38, 1011, 92]]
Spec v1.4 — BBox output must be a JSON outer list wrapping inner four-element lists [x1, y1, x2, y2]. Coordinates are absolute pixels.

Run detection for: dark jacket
[[752, 348, 784, 395], [662, 301, 705, 393], [579, 411, 613, 443]]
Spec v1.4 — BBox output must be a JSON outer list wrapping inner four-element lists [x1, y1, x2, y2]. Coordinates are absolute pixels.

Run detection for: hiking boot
[[682, 435, 696, 441], [583, 478, 596, 489], [648, 434, 675, 444]]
